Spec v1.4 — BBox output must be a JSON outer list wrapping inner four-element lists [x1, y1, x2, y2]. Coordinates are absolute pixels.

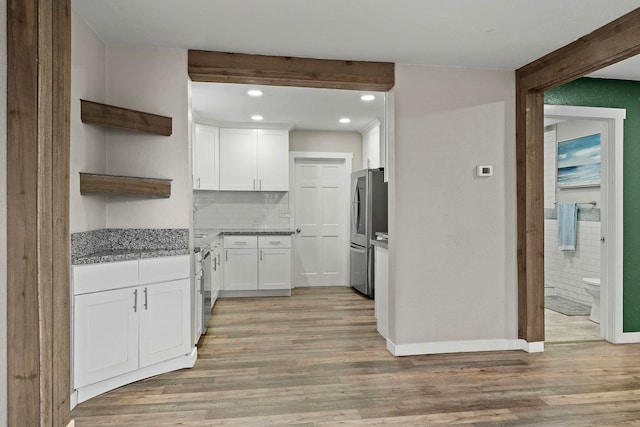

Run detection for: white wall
[[290, 130, 362, 172], [105, 45, 191, 229], [70, 11, 107, 233], [0, 0, 7, 423], [389, 64, 517, 347]]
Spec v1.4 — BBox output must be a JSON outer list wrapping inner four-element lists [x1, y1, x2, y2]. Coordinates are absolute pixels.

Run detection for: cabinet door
[[219, 128, 258, 191], [193, 124, 219, 190], [257, 129, 289, 191], [211, 248, 221, 307], [368, 125, 381, 169], [139, 279, 191, 368], [74, 287, 138, 388], [259, 248, 291, 290], [194, 274, 203, 342], [223, 248, 258, 291]]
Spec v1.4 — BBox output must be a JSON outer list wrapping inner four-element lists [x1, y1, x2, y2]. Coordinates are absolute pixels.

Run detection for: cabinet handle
[[213, 257, 217, 271], [260, 249, 263, 261], [234, 241, 247, 245], [225, 250, 228, 262], [253, 179, 256, 190], [217, 253, 221, 264], [144, 287, 148, 310], [259, 179, 262, 190], [133, 289, 138, 312], [197, 177, 201, 188], [269, 241, 280, 244]]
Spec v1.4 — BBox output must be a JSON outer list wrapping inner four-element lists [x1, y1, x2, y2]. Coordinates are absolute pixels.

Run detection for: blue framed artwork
[[557, 133, 601, 188]]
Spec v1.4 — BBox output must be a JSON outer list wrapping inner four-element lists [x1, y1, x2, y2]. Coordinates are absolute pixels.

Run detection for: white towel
[[557, 202, 577, 251]]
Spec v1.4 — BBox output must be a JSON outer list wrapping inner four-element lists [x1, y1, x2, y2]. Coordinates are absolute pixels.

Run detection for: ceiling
[[72, 0, 640, 130]]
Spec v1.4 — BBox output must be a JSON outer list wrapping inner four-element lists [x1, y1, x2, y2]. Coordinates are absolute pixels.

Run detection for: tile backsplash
[[194, 191, 291, 229]]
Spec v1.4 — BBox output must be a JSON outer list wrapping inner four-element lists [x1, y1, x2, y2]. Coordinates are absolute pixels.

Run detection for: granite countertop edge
[[371, 239, 389, 249], [72, 248, 190, 265]]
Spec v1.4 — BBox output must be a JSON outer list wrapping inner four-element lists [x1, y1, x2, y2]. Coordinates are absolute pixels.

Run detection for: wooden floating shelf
[[80, 99, 173, 136], [80, 173, 171, 198]]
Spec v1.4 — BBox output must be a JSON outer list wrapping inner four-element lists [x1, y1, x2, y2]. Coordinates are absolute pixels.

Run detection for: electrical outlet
[[280, 209, 290, 218]]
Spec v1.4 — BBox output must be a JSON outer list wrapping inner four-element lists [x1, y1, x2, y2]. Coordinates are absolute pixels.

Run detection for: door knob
[[295, 228, 301, 234]]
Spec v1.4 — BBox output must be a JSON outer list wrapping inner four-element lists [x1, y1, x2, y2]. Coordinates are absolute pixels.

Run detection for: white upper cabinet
[[193, 124, 220, 190], [362, 121, 381, 169], [219, 127, 289, 191], [219, 128, 258, 191], [257, 129, 289, 191]]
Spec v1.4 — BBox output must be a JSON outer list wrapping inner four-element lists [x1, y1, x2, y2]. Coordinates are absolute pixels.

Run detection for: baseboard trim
[[75, 347, 197, 404], [70, 390, 78, 411], [387, 339, 523, 356], [614, 331, 640, 343], [519, 340, 544, 353], [220, 289, 291, 298]]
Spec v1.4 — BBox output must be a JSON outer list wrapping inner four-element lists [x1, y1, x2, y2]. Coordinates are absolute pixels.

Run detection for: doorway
[[543, 105, 626, 344], [290, 153, 352, 287]]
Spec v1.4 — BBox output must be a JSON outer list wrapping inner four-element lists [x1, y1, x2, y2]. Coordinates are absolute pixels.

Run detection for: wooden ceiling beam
[[188, 50, 395, 92], [517, 8, 640, 92]]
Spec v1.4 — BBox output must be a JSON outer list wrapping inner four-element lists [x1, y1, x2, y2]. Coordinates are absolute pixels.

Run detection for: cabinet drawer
[[139, 255, 190, 284], [258, 235, 291, 248], [223, 235, 257, 249], [73, 260, 139, 295]]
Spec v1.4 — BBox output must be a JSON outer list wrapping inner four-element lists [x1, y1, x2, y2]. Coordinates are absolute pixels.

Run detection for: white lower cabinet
[[72, 255, 193, 402], [74, 287, 139, 388], [223, 235, 291, 291], [211, 245, 222, 305], [138, 279, 191, 368], [224, 248, 258, 290], [259, 248, 291, 290]]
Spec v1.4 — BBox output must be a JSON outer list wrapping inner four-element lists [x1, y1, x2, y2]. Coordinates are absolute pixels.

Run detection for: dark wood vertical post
[[7, 0, 71, 424], [516, 87, 545, 342]]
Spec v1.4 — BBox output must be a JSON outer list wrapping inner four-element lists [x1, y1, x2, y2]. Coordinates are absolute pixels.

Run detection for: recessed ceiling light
[[248, 89, 263, 97], [339, 118, 351, 124], [360, 94, 375, 101], [251, 115, 264, 121]]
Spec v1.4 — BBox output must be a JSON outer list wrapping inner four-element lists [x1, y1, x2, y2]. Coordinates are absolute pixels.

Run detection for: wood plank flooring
[[71, 287, 640, 426]]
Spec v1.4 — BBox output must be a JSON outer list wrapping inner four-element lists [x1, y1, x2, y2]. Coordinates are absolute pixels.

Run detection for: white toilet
[[583, 277, 601, 323]]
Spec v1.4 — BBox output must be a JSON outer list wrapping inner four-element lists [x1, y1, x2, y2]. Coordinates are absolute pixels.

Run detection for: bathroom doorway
[[543, 105, 625, 343]]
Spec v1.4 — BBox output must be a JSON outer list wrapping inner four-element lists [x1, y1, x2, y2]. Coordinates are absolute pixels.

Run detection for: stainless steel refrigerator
[[350, 169, 388, 298]]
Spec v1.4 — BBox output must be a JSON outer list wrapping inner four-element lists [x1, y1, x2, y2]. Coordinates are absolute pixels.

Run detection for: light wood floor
[[72, 287, 640, 426], [545, 308, 601, 343]]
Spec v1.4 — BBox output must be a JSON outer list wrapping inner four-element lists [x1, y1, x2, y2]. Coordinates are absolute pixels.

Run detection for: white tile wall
[[193, 191, 291, 230], [544, 219, 600, 304]]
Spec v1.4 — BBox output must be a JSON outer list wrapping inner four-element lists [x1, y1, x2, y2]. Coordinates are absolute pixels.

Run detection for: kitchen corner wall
[[290, 130, 362, 172], [105, 46, 191, 230], [390, 64, 517, 347], [70, 10, 107, 233]]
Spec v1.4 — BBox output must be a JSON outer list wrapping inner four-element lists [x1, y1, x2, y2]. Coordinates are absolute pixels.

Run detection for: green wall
[[545, 77, 640, 332]]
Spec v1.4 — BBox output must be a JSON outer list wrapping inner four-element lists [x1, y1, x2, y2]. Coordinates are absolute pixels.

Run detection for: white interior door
[[293, 158, 348, 286]]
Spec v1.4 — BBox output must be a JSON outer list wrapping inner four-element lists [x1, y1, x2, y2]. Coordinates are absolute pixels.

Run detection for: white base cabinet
[[374, 245, 389, 340], [224, 248, 259, 291], [222, 235, 292, 292], [73, 255, 194, 403], [74, 287, 139, 388]]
